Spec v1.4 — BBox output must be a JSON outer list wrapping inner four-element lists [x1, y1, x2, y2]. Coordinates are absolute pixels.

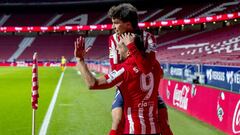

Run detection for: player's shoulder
[[123, 59, 141, 74]]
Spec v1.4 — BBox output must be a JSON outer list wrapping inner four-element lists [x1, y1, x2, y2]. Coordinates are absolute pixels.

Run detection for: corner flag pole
[[32, 52, 39, 135], [32, 109, 36, 135]]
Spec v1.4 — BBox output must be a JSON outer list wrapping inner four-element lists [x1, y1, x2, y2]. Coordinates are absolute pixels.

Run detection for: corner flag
[[32, 52, 39, 135], [32, 52, 39, 110]]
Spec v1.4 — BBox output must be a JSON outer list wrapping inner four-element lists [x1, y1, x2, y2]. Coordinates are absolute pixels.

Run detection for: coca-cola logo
[[172, 83, 190, 110], [232, 100, 240, 134]]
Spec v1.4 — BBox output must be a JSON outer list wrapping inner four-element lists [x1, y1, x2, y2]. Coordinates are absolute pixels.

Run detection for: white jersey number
[[140, 72, 154, 100]]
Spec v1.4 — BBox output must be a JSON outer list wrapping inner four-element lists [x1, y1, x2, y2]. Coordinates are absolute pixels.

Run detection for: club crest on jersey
[[133, 66, 139, 73]]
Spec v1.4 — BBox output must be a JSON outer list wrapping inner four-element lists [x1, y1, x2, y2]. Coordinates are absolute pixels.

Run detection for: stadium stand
[[0, 36, 23, 62], [0, 1, 239, 63], [85, 35, 109, 60], [3, 14, 54, 26], [156, 23, 240, 66], [17, 35, 78, 61]]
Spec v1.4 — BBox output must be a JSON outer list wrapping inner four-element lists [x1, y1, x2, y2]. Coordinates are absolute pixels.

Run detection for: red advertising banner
[[87, 64, 111, 74], [159, 79, 240, 134], [0, 12, 239, 33]]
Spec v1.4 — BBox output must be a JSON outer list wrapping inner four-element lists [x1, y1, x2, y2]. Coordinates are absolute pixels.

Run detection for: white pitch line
[[39, 72, 65, 135]]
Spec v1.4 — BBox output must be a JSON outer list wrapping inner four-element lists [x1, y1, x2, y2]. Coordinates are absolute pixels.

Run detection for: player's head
[[108, 3, 139, 35], [116, 42, 130, 61]]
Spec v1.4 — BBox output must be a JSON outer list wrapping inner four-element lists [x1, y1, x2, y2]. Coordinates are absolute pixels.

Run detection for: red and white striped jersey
[[103, 55, 161, 134], [108, 31, 157, 71]]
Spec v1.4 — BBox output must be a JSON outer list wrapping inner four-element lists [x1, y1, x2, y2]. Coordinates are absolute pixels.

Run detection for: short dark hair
[[134, 32, 146, 53], [108, 3, 139, 29]]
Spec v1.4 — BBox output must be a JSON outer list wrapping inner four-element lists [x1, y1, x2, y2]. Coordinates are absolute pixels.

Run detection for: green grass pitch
[[0, 67, 226, 135]]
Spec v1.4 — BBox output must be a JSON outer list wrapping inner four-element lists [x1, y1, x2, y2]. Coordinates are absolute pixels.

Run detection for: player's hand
[[74, 36, 86, 61], [120, 33, 135, 46]]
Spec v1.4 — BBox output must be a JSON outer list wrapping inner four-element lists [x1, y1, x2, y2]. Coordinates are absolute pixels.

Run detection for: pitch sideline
[[39, 71, 65, 135]]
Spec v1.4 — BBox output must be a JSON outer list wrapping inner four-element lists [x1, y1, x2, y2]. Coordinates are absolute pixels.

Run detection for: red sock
[[109, 129, 117, 135]]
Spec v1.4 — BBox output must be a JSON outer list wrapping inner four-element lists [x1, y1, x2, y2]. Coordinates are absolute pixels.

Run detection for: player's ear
[[126, 21, 132, 29], [127, 50, 130, 56]]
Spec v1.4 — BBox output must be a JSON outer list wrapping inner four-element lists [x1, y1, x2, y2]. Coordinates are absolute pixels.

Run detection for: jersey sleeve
[[90, 67, 125, 89], [146, 33, 157, 65], [127, 42, 153, 74], [108, 36, 119, 70], [126, 32, 158, 74], [146, 33, 157, 53]]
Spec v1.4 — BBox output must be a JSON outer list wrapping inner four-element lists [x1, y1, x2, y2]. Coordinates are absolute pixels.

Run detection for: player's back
[[118, 56, 161, 134]]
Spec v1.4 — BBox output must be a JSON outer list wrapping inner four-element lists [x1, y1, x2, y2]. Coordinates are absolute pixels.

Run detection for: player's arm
[[147, 33, 165, 79], [75, 36, 123, 90], [76, 59, 120, 89], [108, 36, 119, 70]]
